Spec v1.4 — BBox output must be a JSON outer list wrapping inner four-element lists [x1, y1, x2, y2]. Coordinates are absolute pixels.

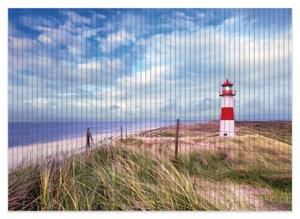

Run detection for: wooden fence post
[[86, 128, 91, 150], [175, 119, 180, 159], [86, 128, 94, 150], [121, 125, 123, 141]]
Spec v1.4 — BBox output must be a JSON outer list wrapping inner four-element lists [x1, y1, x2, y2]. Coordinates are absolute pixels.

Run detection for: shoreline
[[8, 120, 291, 170], [8, 124, 165, 170], [8, 132, 110, 170]]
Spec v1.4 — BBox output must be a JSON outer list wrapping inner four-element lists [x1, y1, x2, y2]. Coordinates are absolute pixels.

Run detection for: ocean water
[[8, 120, 177, 147]]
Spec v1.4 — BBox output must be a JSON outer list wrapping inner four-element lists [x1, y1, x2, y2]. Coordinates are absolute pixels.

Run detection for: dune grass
[[8, 140, 291, 211], [175, 150, 291, 209], [8, 147, 222, 211]]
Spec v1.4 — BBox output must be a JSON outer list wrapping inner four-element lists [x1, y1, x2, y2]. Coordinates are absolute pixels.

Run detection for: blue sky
[[8, 9, 292, 121]]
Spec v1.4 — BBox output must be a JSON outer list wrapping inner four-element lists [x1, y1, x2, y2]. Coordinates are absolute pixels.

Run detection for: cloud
[[76, 57, 127, 85], [100, 30, 136, 53], [121, 66, 168, 86], [38, 34, 53, 44], [8, 9, 292, 121], [61, 10, 92, 26]]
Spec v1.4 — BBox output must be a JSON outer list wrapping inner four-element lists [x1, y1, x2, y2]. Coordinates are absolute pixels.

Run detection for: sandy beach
[[8, 132, 121, 169], [8, 124, 164, 170], [8, 121, 292, 170]]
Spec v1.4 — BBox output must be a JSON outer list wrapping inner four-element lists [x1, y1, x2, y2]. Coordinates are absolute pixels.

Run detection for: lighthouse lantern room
[[220, 79, 236, 137]]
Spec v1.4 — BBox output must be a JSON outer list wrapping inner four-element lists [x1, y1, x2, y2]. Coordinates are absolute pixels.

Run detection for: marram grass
[[9, 145, 291, 211]]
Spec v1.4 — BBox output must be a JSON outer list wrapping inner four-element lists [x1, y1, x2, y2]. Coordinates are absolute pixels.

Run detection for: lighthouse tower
[[220, 79, 236, 137]]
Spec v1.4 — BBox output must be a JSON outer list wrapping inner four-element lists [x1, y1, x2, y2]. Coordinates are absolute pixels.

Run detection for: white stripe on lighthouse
[[220, 120, 235, 137]]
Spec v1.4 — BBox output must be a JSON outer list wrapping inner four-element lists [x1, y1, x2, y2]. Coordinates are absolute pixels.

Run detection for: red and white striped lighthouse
[[220, 79, 236, 137]]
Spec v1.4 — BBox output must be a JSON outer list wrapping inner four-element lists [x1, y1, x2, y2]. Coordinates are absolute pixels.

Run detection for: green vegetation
[[237, 121, 292, 145], [120, 137, 144, 146], [154, 131, 176, 138], [9, 147, 222, 210], [9, 145, 291, 211], [175, 150, 291, 209], [8, 122, 292, 211]]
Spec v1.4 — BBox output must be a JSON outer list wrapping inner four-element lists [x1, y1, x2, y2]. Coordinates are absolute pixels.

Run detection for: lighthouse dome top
[[222, 78, 234, 87], [220, 78, 235, 96]]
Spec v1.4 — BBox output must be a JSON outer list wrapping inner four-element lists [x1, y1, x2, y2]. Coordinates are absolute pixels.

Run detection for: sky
[[8, 9, 292, 122]]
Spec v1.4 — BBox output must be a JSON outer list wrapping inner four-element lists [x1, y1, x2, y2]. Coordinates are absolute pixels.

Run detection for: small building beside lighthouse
[[220, 79, 236, 137]]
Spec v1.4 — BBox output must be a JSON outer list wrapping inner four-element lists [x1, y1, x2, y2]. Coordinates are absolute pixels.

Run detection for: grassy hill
[[8, 121, 292, 211]]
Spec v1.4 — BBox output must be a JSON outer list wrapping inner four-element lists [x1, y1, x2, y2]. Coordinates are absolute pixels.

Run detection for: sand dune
[[8, 121, 291, 170]]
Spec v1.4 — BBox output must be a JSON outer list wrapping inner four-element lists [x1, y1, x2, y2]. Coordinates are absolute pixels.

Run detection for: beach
[[8, 133, 113, 169], [8, 121, 292, 210], [7, 121, 180, 169], [9, 121, 292, 170]]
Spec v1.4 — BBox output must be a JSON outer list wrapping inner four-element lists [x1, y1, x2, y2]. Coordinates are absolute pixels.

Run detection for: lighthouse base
[[220, 120, 235, 137]]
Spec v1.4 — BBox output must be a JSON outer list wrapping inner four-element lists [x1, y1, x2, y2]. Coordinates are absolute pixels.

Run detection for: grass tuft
[[9, 145, 291, 211]]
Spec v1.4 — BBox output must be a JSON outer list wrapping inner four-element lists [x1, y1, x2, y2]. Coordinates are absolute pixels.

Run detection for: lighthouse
[[219, 79, 236, 137]]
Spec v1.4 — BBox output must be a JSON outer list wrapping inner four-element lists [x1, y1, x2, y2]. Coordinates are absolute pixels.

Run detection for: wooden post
[[175, 119, 180, 159], [121, 125, 123, 141], [86, 128, 91, 150], [86, 127, 94, 150]]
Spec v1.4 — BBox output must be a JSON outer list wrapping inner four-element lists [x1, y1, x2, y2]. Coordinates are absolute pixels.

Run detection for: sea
[[8, 120, 181, 147]]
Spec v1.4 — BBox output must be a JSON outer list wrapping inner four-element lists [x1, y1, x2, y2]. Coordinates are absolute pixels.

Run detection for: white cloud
[[8, 10, 292, 121], [23, 97, 52, 109], [77, 57, 123, 72], [62, 10, 92, 25], [121, 66, 168, 86], [196, 13, 206, 18], [38, 34, 53, 44], [223, 16, 236, 26], [100, 30, 136, 53]]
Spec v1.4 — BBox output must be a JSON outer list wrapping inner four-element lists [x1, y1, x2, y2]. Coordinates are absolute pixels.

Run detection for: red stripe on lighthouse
[[220, 107, 234, 120]]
